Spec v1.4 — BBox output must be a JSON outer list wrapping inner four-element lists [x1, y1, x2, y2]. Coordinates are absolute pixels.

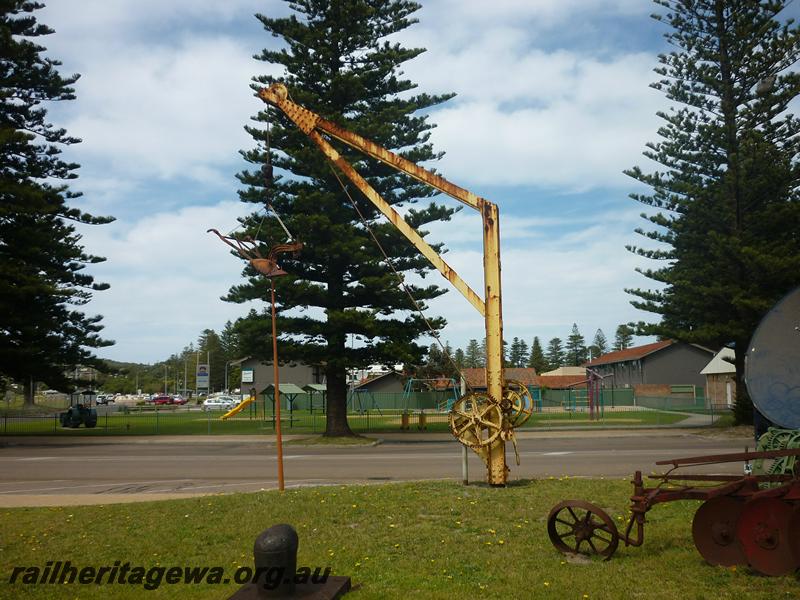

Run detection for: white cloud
[[76, 200, 257, 362], [59, 35, 268, 183], [403, 32, 662, 189], [30, 1, 669, 362], [40, 1, 272, 36], [422, 209, 656, 351]]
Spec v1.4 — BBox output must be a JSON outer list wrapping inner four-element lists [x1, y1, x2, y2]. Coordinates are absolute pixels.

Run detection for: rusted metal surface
[[305, 130, 486, 317], [259, 84, 484, 211], [547, 448, 800, 575], [259, 82, 515, 485], [207, 229, 303, 278], [655, 447, 800, 467], [208, 229, 303, 493], [691, 496, 745, 566], [735, 497, 797, 576], [647, 473, 795, 483], [547, 500, 620, 560]]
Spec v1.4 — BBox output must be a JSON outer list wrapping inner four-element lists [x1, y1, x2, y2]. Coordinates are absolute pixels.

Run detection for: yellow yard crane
[[258, 84, 532, 485]]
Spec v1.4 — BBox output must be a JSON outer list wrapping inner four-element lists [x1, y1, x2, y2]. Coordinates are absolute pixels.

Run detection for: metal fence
[[0, 394, 727, 436]]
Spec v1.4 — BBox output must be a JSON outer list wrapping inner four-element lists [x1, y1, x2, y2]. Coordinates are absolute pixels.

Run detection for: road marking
[[0, 479, 194, 494]]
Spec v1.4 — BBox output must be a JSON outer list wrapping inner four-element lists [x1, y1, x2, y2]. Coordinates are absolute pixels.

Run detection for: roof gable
[[700, 348, 736, 375], [585, 340, 674, 366]]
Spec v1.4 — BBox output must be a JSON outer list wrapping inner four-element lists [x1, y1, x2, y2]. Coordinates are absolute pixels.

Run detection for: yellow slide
[[220, 397, 255, 420]]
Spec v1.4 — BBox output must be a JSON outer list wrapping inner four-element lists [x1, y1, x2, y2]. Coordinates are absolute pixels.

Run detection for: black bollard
[[254, 524, 298, 597], [228, 523, 350, 599]]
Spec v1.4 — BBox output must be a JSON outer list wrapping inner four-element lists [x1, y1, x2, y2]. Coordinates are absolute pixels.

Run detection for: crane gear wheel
[[503, 380, 533, 428], [547, 500, 620, 560], [449, 393, 503, 449]]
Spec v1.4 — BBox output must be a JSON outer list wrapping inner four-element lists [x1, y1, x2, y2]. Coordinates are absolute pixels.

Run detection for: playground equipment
[[220, 395, 255, 420], [348, 388, 383, 416], [258, 83, 528, 485], [548, 286, 800, 575]]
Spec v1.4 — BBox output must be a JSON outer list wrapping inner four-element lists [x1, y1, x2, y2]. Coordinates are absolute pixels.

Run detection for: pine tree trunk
[[23, 377, 35, 407], [324, 369, 355, 437], [732, 342, 753, 426]]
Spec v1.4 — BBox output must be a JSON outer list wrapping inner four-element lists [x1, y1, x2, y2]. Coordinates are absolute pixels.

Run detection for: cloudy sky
[[34, 0, 694, 363]]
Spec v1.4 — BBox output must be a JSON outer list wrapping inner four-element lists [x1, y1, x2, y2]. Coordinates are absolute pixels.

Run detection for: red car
[[152, 394, 173, 405]]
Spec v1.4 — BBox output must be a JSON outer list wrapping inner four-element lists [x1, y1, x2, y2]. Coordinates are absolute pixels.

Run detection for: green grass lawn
[[1, 479, 796, 599], [0, 408, 695, 436]]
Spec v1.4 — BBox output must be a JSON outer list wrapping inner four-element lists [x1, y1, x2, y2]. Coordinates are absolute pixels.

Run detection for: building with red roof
[[585, 340, 714, 391]]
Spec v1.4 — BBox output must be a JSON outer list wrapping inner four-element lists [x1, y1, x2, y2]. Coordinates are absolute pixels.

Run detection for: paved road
[[0, 430, 755, 505]]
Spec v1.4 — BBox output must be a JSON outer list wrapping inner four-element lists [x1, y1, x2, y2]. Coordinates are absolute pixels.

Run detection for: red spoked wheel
[[691, 496, 746, 567], [547, 499, 620, 560], [736, 497, 797, 576]]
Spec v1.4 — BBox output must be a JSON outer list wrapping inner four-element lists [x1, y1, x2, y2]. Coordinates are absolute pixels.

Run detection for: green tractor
[[59, 389, 98, 428], [59, 404, 98, 428]]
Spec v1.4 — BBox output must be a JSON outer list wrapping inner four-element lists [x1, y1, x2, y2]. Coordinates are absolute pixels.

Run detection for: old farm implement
[[548, 448, 800, 575], [549, 286, 800, 575]]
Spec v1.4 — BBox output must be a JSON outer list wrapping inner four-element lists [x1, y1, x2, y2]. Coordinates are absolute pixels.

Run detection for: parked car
[[202, 396, 238, 411], [172, 395, 188, 405], [96, 394, 115, 405], [152, 394, 173, 405]]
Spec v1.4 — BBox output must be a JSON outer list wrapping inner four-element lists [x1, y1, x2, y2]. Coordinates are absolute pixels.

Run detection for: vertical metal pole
[[272, 278, 285, 492], [481, 201, 506, 486], [462, 444, 469, 485]]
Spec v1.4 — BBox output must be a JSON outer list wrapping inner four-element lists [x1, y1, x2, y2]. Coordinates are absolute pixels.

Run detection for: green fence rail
[[0, 393, 727, 436]]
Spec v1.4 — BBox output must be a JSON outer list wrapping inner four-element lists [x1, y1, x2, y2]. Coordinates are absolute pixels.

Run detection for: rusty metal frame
[[623, 448, 800, 552], [258, 83, 507, 484]]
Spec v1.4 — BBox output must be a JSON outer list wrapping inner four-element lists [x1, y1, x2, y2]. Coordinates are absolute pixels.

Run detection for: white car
[[202, 396, 238, 411]]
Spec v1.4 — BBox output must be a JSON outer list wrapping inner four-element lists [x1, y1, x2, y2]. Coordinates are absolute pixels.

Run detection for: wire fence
[[0, 397, 728, 436]]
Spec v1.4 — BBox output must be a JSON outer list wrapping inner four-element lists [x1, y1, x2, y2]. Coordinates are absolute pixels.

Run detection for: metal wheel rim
[[547, 499, 619, 560], [504, 380, 533, 428], [449, 393, 503, 448]]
